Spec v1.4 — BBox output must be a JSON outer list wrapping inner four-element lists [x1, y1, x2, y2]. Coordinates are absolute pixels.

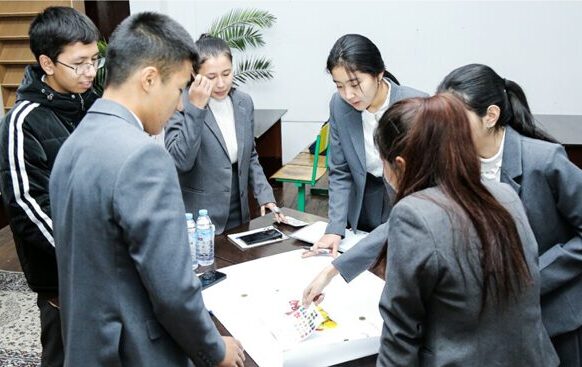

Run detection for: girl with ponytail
[[306, 34, 426, 258], [375, 94, 558, 366], [438, 64, 582, 366]]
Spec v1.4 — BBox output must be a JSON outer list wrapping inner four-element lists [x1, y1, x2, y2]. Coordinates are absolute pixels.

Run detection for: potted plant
[[91, 8, 276, 95], [207, 8, 276, 86]]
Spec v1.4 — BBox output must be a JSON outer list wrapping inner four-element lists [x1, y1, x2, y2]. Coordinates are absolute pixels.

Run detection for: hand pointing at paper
[[302, 264, 339, 306]]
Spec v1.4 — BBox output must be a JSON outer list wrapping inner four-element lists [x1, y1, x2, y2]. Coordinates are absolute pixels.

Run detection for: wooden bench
[[270, 123, 329, 211]]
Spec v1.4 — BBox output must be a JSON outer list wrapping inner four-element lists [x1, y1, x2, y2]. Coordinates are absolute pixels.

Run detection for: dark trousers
[[37, 295, 64, 367], [357, 173, 393, 232], [552, 326, 582, 367], [224, 163, 242, 232]]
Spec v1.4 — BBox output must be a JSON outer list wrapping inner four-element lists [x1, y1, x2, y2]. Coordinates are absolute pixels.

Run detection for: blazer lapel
[[500, 126, 523, 194], [204, 105, 230, 158], [387, 79, 401, 104], [231, 92, 247, 165], [344, 107, 366, 171]]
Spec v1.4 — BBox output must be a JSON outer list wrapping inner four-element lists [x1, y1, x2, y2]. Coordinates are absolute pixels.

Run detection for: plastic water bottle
[[185, 213, 198, 271], [196, 209, 215, 267]]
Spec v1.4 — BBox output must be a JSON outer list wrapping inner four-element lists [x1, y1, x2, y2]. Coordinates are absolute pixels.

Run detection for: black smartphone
[[238, 228, 283, 245], [198, 270, 227, 290]]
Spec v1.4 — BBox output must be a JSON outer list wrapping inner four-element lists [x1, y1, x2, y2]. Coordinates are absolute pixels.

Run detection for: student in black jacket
[[0, 7, 100, 366]]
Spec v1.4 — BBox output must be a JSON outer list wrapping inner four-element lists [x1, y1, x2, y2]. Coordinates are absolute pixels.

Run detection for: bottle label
[[196, 228, 214, 266], [187, 226, 198, 270]]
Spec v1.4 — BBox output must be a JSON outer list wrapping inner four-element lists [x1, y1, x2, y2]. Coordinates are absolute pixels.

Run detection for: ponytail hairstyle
[[437, 63, 557, 143], [193, 33, 232, 73], [326, 34, 400, 85], [374, 93, 532, 307]]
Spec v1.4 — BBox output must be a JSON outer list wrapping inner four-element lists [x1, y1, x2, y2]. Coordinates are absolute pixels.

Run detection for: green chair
[[270, 123, 330, 211]]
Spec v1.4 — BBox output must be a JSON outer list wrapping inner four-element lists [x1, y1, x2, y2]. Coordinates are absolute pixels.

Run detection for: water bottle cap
[[199, 209, 208, 216], [185, 213, 193, 220]]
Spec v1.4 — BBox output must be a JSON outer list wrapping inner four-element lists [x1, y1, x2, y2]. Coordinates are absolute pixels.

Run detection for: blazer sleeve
[[377, 200, 439, 367], [246, 97, 276, 205], [1, 114, 55, 254], [332, 221, 388, 282], [325, 96, 354, 236], [164, 91, 208, 172], [538, 145, 582, 295], [113, 144, 225, 366]]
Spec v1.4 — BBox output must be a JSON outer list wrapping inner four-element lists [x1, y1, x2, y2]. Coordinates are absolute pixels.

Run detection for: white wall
[[130, 0, 582, 162]]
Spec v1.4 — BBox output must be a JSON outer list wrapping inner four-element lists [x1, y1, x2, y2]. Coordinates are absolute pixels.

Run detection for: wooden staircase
[[0, 1, 83, 115]]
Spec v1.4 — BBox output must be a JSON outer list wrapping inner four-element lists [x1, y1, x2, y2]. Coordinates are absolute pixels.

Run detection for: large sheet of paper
[[202, 250, 384, 367]]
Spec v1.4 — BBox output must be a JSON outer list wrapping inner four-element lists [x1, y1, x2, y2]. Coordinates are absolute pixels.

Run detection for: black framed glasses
[[56, 58, 105, 75]]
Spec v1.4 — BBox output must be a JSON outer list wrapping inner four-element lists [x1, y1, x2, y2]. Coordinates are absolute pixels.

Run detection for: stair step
[[3, 87, 17, 109], [0, 17, 33, 38], [1, 65, 25, 86], [0, 41, 34, 64], [0, 1, 71, 16]]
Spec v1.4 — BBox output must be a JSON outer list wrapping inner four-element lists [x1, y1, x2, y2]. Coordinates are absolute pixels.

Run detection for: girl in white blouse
[[165, 35, 283, 234]]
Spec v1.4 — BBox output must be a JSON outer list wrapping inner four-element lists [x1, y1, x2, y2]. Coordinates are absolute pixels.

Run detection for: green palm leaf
[[93, 40, 108, 96], [208, 8, 276, 51], [222, 25, 264, 50], [233, 56, 274, 86]]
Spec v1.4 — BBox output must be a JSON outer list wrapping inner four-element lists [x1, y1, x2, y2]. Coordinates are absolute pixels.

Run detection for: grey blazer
[[334, 126, 582, 323], [377, 183, 558, 367], [502, 126, 582, 337], [50, 99, 225, 367], [325, 80, 426, 236], [165, 89, 275, 234]]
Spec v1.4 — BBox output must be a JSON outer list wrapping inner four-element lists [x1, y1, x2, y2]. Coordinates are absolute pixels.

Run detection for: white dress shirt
[[480, 129, 506, 182], [361, 80, 390, 177], [209, 96, 238, 164]]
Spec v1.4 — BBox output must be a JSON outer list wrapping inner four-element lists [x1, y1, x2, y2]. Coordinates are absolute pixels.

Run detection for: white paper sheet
[[289, 221, 369, 253], [202, 250, 384, 367]]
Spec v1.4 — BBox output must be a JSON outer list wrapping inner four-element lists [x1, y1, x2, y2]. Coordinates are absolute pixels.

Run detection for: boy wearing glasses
[[0, 7, 100, 366]]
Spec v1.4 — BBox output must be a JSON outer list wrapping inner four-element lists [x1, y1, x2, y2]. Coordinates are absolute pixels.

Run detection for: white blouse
[[208, 96, 238, 164], [361, 80, 390, 177], [480, 129, 506, 182]]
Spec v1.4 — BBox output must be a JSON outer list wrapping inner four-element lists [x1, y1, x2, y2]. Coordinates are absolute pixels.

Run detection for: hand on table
[[261, 202, 285, 223], [218, 336, 245, 367], [302, 233, 341, 258]]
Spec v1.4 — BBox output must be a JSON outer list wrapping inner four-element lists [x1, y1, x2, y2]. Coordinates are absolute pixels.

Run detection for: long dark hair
[[437, 64, 557, 143], [374, 94, 532, 306], [326, 34, 399, 85]]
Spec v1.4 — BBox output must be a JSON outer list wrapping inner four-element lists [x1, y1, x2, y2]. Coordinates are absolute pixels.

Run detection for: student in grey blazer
[[49, 14, 243, 367], [309, 34, 426, 256], [306, 67, 582, 365], [165, 35, 281, 234], [375, 94, 558, 366], [438, 64, 582, 367]]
